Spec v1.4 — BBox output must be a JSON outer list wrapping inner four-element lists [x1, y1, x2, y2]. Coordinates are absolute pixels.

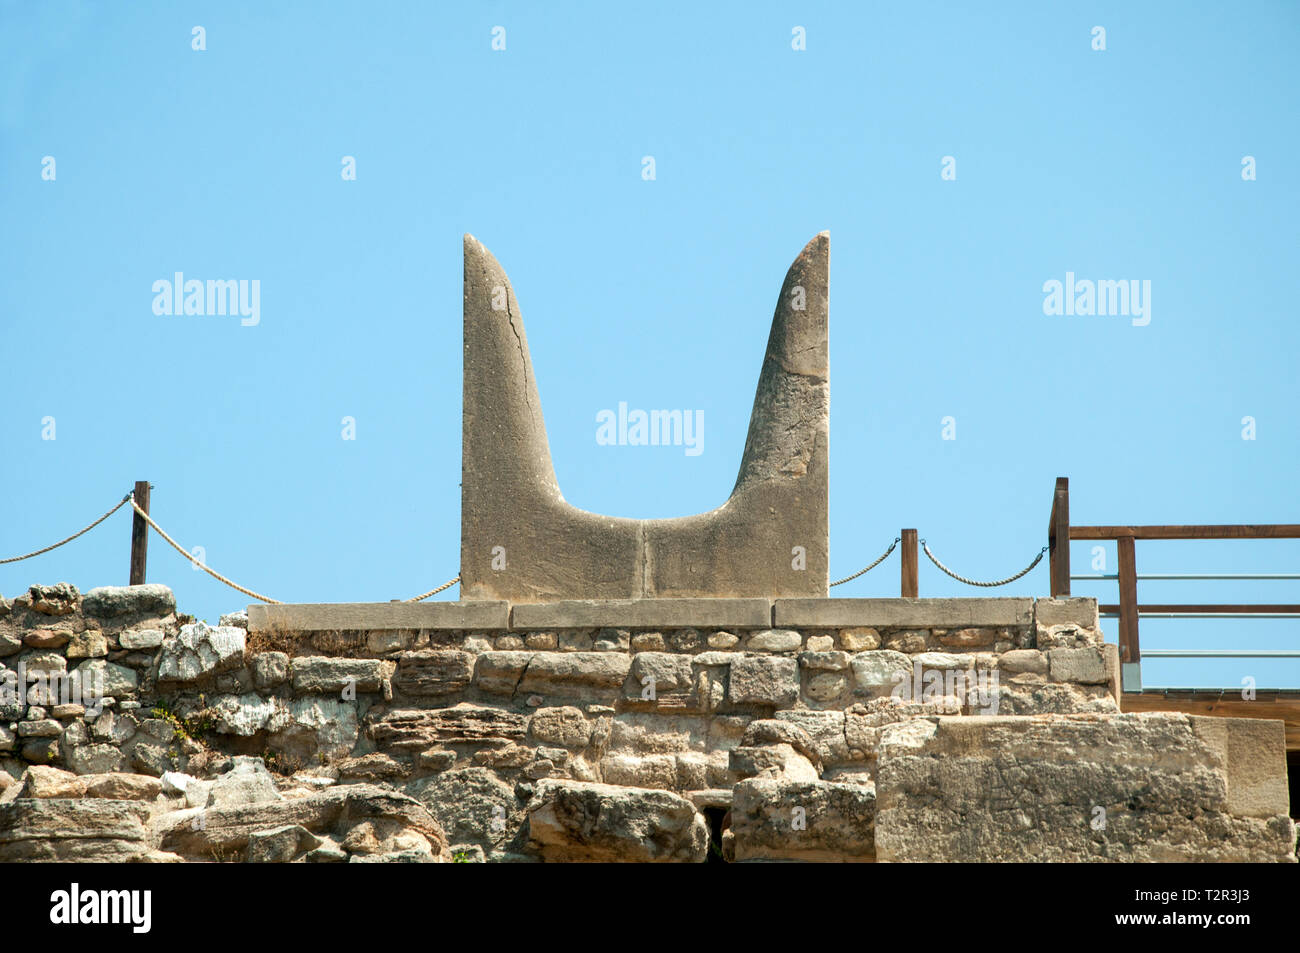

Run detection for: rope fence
[[1, 489, 460, 604], [1, 488, 1053, 602], [125, 495, 284, 605], [829, 537, 900, 587], [0, 495, 132, 565], [921, 539, 1048, 588]]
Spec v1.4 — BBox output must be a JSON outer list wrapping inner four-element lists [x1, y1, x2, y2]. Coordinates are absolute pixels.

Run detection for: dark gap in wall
[[703, 806, 729, 864]]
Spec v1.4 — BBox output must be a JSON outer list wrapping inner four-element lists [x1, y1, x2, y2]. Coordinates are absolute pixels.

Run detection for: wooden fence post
[[1048, 477, 1070, 597], [901, 528, 918, 597], [129, 480, 150, 586], [1116, 535, 1141, 691]]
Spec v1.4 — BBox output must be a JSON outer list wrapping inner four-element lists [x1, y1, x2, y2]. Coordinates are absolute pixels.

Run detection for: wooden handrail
[[1071, 525, 1300, 540]]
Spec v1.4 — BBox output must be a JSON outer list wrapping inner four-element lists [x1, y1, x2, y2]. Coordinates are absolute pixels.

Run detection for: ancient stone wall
[[0, 583, 1293, 862]]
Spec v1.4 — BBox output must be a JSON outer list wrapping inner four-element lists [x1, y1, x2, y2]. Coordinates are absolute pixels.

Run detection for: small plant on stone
[[152, 701, 191, 743], [152, 699, 212, 745]]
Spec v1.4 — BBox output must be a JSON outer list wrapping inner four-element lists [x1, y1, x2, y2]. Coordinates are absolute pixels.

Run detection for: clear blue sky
[[3, 2, 1297, 689]]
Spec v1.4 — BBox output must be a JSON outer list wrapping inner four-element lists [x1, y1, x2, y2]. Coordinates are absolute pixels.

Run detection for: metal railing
[[1047, 477, 1300, 691]]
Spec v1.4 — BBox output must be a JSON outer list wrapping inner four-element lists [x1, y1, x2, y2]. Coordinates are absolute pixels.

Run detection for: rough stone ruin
[[0, 235, 1293, 862]]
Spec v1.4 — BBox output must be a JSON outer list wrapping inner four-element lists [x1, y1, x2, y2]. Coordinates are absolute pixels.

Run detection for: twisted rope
[[405, 576, 461, 602], [0, 495, 132, 564], [921, 539, 1048, 587], [128, 495, 283, 604], [829, 537, 900, 587]]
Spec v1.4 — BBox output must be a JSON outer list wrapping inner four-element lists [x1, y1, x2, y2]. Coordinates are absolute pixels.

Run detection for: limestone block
[[119, 628, 165, 650], [66, 630, 107, 659], [998, 649, 1047, 676], [408, 768, 521, 850], [729, 745, 819, 782], [727, 656, 798, 707], [0, 799, 150, 861], [628, 653, 693, 696], [874, 714, 1296, 863], [157, 622, 245, 682], [730, 779, 876, 862], [251, 652, 290, 690], [82, 584, 175, 619], [390, 651, 470, 696], [850, 651, 912, 698], [528, 706, 592, 749], [72, 659, 138, 697], [293, 657, 390, 694], [1189, 716, 1290, 819], [23, 629, 70, 649], [371, 704, 526, 750], [27, 583, 80, 617], [474, 651, 535, 695], [1047, 647, 1109, 685], [839, 627, 880, 651], [526, 780, 708, 862], [746, 630, 802, 652], [517, 653, 631, 699]]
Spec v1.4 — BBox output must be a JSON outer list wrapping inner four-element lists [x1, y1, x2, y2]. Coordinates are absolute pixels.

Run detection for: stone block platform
[[0, 584, 1293, 862]]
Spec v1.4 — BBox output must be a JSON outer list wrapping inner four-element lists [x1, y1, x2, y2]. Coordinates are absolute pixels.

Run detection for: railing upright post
[[1048, 477, 1070, 597], [1117, 535, 1141, 691], [129, 480, 150, 586], [901, 529, 918, 597]]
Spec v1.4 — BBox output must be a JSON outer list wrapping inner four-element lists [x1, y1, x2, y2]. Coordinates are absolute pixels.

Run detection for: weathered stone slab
[[874, 714, 1296, 863], [27, 583, 80, 616], [119, 628, 165, 650], [408, 768, 522, 851], [727, 656, 799, 707], [72, 659, 139, 697], [627, 653, 694, 695], [371, 705, 527, 750], [247, 601, 509, 633], [269, 699, 359, 760], [209, 693, 285, 737], [293, 657, 390, 694], [82, 584, 176, 619], [1190, 716, 1291, 819], [526, 780, 708, 862], [157, 622, 244, 683], [157, 784, 448, 860], [745, 629, 801, 652], [0, 798, 150, 861], [774, 598, 1034, 629], [731, 779, 875, 861], [1034, 597, 1100, 629], [528, 707, 591, 748], [392, 651, 472, 697], [473, 652, 535, 695], [1047, 646, 1109, 684], [518, 653, 632, 699], [850, 650, 912, 698], [511, 599, 772, 630]]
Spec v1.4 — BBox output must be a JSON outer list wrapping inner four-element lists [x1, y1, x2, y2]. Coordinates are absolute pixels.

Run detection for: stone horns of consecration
[[460, 232, 829, 603]]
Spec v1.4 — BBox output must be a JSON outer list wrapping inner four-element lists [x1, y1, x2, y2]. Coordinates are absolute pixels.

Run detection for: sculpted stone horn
[[460, 232, 829, 602]]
